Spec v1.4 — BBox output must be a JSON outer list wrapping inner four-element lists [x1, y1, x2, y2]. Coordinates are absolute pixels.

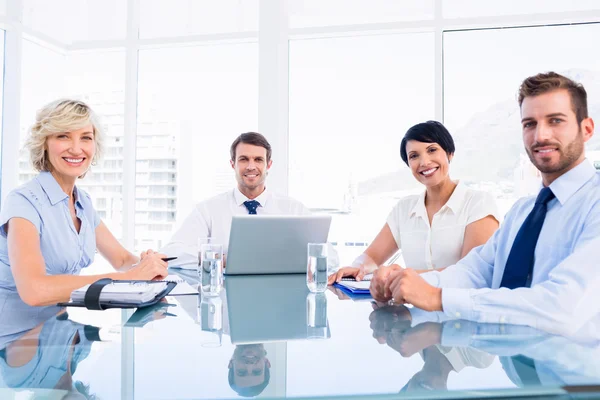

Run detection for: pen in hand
[[161, 257, 177, 262]]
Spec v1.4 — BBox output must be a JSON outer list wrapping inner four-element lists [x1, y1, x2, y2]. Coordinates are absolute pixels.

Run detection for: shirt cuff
[[408, 307, 441, 327], [421, 270, 440, 287], [440, 320, 478, 348], [442, 288, 474, 320]]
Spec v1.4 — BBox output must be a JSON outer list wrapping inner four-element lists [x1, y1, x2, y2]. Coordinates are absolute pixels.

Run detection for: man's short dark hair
[[230, 132, 272, 162], [228, 366, 271, 397], [518, 71, 588, 124], [400, 121, 455, 166]]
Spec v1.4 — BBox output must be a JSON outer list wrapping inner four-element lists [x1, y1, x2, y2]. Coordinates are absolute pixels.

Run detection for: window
[[289, 0, 434, 28], [443, 23, 600, 216], [289, 33, 435, 261], [442, 0, 600, 18], [0, 29, 5, 199], [19, 41, 126, 240], [22, 0, 126, 45], [134, 42, 258, 251], [139, 0, 258, 39]]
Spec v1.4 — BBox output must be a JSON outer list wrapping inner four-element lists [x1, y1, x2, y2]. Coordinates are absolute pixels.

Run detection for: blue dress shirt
[[421, 159, 600, 335], [0, 312, 93, 389], [0, 172, 100, 298]]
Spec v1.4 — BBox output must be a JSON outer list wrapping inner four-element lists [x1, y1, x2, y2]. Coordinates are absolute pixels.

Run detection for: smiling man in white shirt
[[162, 132, 310, 264]]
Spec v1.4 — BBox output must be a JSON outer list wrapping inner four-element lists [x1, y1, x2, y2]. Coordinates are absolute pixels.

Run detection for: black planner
[[58, 278, 176, 310]]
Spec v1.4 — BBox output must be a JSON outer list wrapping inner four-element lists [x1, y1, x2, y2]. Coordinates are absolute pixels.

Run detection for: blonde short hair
[[25, 98, 104, 176]]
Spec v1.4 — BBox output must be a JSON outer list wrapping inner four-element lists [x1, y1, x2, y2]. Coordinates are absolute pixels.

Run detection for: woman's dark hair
[[400, 121, 455, 166]]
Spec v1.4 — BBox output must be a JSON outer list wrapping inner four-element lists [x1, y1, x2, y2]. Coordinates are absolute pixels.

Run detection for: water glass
[[197, 294, 223, 347], [306, 292, 328, 338], [198, 242, 223, 296], [307, 243, 328, 293]]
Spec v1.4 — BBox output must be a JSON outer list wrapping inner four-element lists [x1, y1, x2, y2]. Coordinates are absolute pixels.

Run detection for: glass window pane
[[19, 41, 126, 254], [290, 0, 434, 28], [136, 43, 258, 251], [289, 33, 435, 262], [19, 40, 67, 185], [22, 0, 126, 44], [0, 30, 4, 199], [443, 0, 600, 18], [443, 23, 600, 216], [139, 0, 259, 39]]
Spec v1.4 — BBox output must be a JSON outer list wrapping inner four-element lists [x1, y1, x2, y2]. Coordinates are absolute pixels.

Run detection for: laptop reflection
[[225, 274, 330, 344]]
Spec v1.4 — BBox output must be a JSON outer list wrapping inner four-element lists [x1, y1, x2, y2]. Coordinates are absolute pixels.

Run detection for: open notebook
[[72, 281, 169, 304], [333, 274, 373, 295], [160, 275, 198, 295]]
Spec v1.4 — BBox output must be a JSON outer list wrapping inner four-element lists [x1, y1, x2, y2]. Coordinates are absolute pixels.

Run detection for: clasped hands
[[329, 262, 444, 312], [371, 265, 443, 312]]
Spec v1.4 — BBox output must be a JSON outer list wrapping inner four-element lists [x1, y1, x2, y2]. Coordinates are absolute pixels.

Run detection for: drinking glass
[[307, 243, 328, 293], [198, 239, 223, 296]]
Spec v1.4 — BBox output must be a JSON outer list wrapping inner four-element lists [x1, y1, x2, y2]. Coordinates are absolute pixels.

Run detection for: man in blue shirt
[[371, 72, 599, 336]]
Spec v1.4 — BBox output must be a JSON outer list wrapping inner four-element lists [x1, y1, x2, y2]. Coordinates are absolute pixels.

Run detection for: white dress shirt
[[162, 187, 309, 261], [421, 160, 600, 336], [386, 181, 500, 270]]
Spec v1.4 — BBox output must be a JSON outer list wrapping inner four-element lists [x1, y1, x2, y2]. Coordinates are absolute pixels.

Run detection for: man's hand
[[369, 264, 402, 302], [369, 302, 412, 344], [387, 268, 443, 312]]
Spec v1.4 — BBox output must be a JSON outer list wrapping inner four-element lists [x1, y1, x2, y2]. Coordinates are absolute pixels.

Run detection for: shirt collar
[[409, 181, 465, 219], [72, 186, 84, 209], [233, 186, 270, 208], [36, 171, 69, 206], [442, 181, 467, 215], [409, 190, 428, 220], [545, 159, 596, 206]]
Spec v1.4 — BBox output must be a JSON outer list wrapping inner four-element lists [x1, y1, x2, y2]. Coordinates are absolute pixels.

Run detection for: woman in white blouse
[[329, 121, 500, 283]]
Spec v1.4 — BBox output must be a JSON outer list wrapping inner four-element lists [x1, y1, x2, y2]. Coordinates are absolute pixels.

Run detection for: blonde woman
[[0, 99, 168, 308]]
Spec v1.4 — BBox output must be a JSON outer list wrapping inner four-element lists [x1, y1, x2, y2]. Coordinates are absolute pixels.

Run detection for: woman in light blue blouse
[[0, 99, 168, 307]]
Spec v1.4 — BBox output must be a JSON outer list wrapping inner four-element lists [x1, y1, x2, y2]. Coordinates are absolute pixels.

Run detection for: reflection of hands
[[387, 268, 442, 311], [370, 264, 402, 302], [369, 303, 412, 345], [152, 311, 167, 321], [387, 322, 442, 357], [327, 285, 350, 300], [369, 303, 443, 358]]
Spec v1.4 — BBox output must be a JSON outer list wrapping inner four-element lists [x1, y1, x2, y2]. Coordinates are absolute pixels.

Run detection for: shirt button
[[499, 316, 507, 323], [454, 322, 461, 329], [455, 312, 461, 318]]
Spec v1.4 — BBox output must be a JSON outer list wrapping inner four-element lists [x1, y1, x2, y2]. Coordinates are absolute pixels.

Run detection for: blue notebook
[[333, 279, 371, 295]]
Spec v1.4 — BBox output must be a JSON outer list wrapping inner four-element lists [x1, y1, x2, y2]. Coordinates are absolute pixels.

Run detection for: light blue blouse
[[0, 172, 100, 295]]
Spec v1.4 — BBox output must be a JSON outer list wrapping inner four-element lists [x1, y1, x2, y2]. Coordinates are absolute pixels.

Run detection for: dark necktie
[[500, 187, 555, 289], [243, 200, 260, 215], [510, 355, 541, 386]]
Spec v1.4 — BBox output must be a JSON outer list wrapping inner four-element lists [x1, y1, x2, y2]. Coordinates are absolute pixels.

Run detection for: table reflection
[[0, 274, 599, 399], [0, 309, 99, 399]]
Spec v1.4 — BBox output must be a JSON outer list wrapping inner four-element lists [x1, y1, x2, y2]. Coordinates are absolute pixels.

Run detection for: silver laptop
[[225, 215, 332, 275], [226, 275, 330, 344]]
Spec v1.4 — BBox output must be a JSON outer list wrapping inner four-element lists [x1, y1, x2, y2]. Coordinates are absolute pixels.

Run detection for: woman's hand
[[328, 264, 376, 285], [123, 252, 168, 281], [139, 249, 157, 260]]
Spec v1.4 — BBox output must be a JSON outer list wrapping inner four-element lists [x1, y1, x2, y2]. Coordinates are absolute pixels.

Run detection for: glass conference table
[[0, 271, 599, 399]]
